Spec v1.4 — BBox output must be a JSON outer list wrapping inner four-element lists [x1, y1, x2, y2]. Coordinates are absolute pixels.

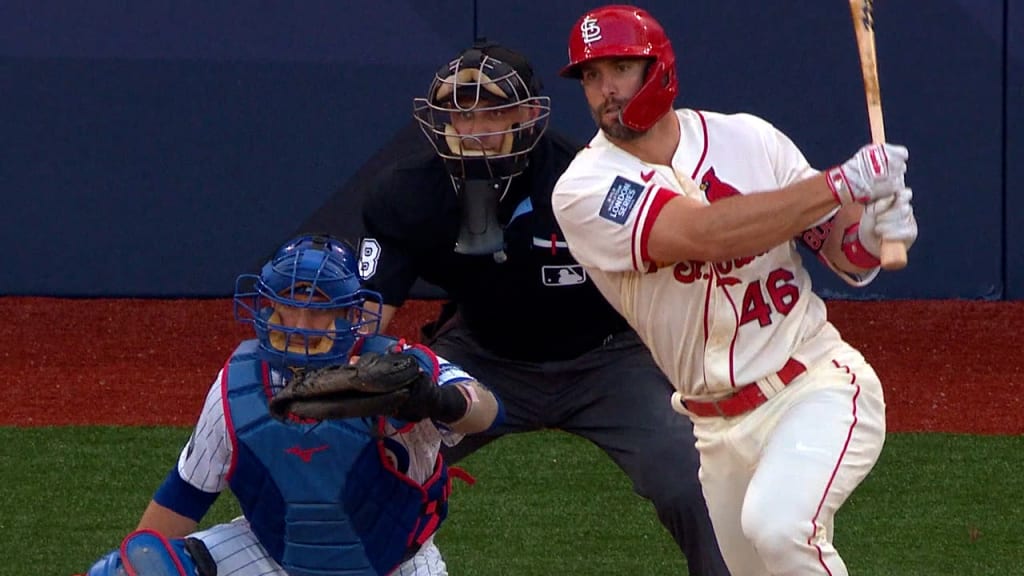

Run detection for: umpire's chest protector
[[222, 341, 451, 576]]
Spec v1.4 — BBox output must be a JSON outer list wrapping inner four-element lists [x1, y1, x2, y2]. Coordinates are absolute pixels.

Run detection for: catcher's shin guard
[[84, 549, 121, 576], [86, 529, 217, 576]]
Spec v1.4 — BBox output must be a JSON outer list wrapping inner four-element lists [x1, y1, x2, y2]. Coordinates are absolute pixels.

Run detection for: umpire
[[312, 40, 729, 575]]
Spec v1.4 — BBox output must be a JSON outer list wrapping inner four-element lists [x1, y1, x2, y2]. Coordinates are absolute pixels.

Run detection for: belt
[[682, 358, 807, 418]]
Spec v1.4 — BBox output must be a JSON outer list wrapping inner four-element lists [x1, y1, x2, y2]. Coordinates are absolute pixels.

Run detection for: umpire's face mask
[[454, 178, 507, 257]]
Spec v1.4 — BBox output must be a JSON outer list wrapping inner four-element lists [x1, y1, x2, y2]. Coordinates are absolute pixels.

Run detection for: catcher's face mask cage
[[413, 42, 551, 181], [234, 235, 383, 369]]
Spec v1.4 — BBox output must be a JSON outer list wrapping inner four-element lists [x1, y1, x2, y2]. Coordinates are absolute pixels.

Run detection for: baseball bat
[[849, 0, 907, 270]]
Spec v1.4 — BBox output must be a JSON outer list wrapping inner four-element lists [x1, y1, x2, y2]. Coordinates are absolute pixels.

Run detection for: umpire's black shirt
[[360, 129, 630, 362]]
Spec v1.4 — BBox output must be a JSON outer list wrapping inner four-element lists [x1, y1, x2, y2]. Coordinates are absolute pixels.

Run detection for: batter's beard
[[590, 104, 644, 141]]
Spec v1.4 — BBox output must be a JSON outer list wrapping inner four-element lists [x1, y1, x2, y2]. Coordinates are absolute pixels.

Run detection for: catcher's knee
[[85, 529, 217, 576], [85, 549, 122, 576]]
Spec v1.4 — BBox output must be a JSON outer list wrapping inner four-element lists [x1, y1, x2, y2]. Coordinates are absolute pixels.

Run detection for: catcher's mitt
[[269, 352, 428, 420]]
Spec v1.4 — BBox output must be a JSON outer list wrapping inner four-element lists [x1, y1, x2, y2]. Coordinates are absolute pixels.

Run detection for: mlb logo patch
[[542, 265, 587, 286], [599, 176, 644, 224]]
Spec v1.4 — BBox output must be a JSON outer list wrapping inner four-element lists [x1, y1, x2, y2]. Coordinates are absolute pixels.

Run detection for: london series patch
[[599, 176, 644, 224]]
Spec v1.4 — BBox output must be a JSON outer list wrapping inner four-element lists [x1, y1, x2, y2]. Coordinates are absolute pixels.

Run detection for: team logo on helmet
[[561, 6, 678, 132], [580, 16, 602, 44]]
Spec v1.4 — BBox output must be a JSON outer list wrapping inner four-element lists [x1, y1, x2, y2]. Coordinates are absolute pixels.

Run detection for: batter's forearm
[[649, 142, 908, 264], [705, 174, 839, 256], [650, 173, 838, 263]]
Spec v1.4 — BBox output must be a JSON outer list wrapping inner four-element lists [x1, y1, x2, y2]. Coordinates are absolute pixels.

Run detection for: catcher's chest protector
[[223, 341, 451, 576]]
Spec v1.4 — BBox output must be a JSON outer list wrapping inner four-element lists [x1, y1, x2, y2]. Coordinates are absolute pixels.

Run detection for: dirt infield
[[4, 297, 1021, 434]]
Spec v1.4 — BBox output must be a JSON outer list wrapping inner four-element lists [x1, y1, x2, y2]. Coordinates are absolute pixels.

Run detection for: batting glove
[[859, 187, 918, 257], [827, 143, 908, 205]]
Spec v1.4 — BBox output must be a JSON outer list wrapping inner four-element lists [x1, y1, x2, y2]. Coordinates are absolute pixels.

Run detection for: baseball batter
[[551, 5, 918, 576], [349, 39, 729, 574], [79, 234, 501, 576]]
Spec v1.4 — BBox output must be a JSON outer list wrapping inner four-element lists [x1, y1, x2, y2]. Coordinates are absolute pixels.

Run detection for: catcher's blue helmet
[[234, 234, 382, 369]]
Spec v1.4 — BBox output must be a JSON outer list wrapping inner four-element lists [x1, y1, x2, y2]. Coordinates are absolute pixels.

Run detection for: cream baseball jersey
[[553, 109, 846, 398]]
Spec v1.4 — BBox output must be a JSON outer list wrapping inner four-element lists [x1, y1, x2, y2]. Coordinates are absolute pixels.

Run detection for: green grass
[[1, 428, 1020, 575]]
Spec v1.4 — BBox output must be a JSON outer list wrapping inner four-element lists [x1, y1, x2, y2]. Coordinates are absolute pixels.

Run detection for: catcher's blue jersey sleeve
[[152, 467, 220, 522]]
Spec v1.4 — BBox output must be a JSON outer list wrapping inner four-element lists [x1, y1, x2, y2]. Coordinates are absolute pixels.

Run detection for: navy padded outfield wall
[[1007, 1, 1024, 300], [0, 1, 1019, 298], [0, 0, 470, 296]]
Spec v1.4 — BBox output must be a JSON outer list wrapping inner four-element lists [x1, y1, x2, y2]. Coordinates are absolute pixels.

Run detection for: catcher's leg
[[393, 535, 449, 576], [188, 517, 289, 574], [122, 530, 216, 576], [82, 549, 122, 576], [84, 529, 216, 576]]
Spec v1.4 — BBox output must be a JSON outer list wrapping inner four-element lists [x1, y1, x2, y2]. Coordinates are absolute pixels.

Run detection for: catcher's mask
[[413, 39, 551, 182], [234, 234, 383, 369]]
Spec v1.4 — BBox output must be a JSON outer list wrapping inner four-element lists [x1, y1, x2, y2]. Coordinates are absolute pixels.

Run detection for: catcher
[[78, 234, 502, 576]]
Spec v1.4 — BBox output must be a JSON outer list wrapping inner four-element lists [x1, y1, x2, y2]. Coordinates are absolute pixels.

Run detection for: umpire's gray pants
[[432, 327, 730, 576]]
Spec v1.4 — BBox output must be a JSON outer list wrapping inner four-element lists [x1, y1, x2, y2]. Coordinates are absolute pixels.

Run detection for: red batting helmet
[[560, 5, 677, 132]]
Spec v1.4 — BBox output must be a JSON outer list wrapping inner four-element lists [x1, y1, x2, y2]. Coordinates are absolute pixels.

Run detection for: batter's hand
[[827, 143, 908, 205], [859, 187, 918, 256]]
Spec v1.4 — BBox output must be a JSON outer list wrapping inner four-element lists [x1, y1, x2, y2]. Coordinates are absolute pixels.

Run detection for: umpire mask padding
[[414, 40, 551, 181]]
